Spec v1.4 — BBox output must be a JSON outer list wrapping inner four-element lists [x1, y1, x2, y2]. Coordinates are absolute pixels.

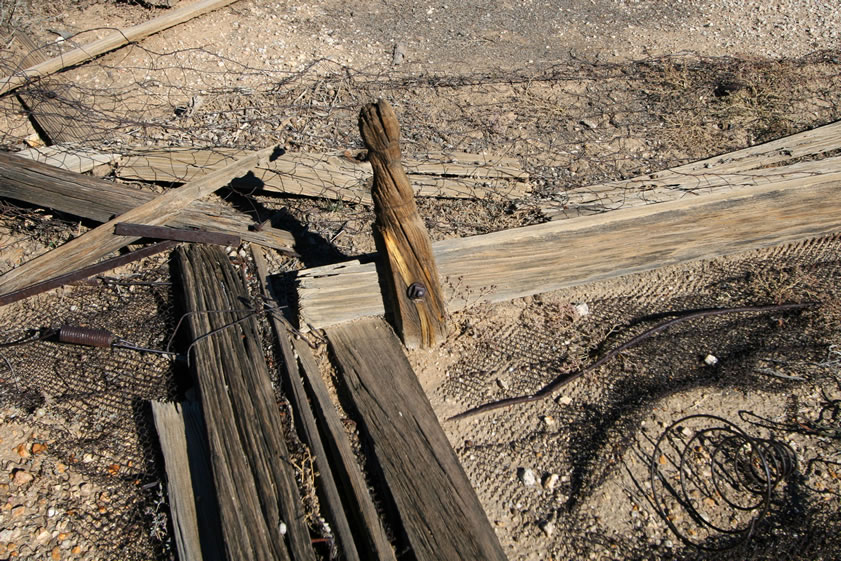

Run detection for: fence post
[[359, 100, 447, 348]]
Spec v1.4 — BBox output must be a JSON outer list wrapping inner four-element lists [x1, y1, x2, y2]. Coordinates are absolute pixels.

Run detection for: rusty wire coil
[[649, 414, 797, 551]]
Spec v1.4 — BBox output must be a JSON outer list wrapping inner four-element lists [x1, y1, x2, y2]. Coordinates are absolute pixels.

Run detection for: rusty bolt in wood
[[406, 282, 426, 300]]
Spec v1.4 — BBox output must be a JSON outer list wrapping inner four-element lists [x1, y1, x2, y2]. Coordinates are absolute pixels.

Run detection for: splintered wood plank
[[176, 245, 314, 561], [0, 150, 295, 253], [359, 100, 447, 348], [116, 148, 530, 202], [0, 147, 274, 297], [542, 120, 841, 219], [326, 318, 508, 561], [0, 0, 240, 97], [299, 172, 841, 329]]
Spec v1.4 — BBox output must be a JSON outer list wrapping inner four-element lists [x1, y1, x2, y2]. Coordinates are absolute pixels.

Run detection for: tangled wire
[[649, 414, 798, 551]]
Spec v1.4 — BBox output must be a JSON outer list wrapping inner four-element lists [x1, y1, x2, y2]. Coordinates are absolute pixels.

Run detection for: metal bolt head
[[407, 282, 426, 300]]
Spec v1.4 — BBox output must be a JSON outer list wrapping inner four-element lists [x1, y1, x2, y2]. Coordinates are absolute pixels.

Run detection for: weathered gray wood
[[151, 400, 206, 561], [252, 246, 397, 561], [15, 145, 118, 174], [299, 172, 841, 329], [326, 318, 508, 561], [251, 246, 361, 561], [115, 148, 530, 203], [542, 119, 841, 219], [0, 147, 276, 297], [0, 150, 295, 252], [0, 0, 240, 96], [289, 336, 398, 561], [176, 244, 314, 561], [359, 100, 447, 348]]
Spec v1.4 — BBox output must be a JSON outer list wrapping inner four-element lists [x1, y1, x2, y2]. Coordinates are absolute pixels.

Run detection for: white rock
[[574, 302, 590, 317], [704, 354, 719, 366], [518, 468, 537, 486]]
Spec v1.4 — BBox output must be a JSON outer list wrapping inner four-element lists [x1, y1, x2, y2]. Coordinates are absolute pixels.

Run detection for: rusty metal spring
[[58, 326, 117, 347]]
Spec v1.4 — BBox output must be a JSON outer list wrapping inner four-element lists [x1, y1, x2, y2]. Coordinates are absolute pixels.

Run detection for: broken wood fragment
[[114, 223, 240, 246], [0, 0, 240, 97], [176, 244, 314, 561], [326, 317, 508, 561], [0, 150, 296, 253], [359, 100, 447, 348], [0, 147, 275, 299]]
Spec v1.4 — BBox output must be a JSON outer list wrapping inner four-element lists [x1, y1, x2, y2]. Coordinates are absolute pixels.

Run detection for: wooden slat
[[542, 120, 841, 219], [176, 245, 314, 561], [115, 148, 530, 202], [289, 336, 398, 561], [0, 0, 240, 97], [326, 317, 508, 561], [299, 172, 841, 329], [0, 150, 295, 253], [0, 147, 274, 296], [359, 100, 447, 348], [15, 145, 118, 174]]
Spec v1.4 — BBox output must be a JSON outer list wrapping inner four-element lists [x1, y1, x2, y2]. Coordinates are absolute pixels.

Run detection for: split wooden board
[[115, 147, 530, 203], [326, 317, 508, 561], [542, 120, 841, 219], [298, 171, 841, 329]]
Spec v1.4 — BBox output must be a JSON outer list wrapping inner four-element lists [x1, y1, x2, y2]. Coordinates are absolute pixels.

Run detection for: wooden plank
[[115, 148, 531, 202], [359, 100, 447, 348], [151, 400, 206, 561], [114, 222, 240, 246], [326, 318, 508, 561], [12, 32, 91, 145], [542, 120, 841, 219], [0, 150, 295, 252], [289, 336, 398, 561], [252, 246, 397, 561], [0, 147, 274, 296], [0, 0, 240, 97], [175, 244, 314, 561], [251, 246, 361, 561], [15, 145, 118, 174], [299, 172, 841, 329]]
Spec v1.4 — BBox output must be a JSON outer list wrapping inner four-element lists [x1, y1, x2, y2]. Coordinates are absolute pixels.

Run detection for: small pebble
[[543, 473, 560, 490], [11, 470, 33, 486], [574, 302, 590, 316], [518, 468, 537, 486], [539, 520, 556, 536], [704, 354, 718, 366], [558, 395, 572, 406]]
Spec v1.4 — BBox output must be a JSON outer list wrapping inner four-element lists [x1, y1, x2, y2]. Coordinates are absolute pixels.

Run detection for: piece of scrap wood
[[0, 146, 275, 297], [0, 149, 295, 253], [175, 244, 315, 561], [326, 317, 508, 561], [359, 99, 447, 348], [15, 145, 119, 174], [543, 119, 841, 219], [0, 0, 241, 97], [115, 148, 530, 203], [298, 172, 841, 329], [12, 32, 92, 145]]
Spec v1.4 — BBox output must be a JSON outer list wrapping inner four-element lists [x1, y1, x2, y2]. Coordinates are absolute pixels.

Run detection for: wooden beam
[[0, 150, 295, 252], [175, 244, 314, 561], [326, 317, 508, 561], [298, 172, 841, 329], [115, 148, 530, 203], [15, 145, 118, 174], [0, 147, 274, 297], [359, 100, 447, 348], [542, 120, 841, 219], [0, 0, 240, 97]]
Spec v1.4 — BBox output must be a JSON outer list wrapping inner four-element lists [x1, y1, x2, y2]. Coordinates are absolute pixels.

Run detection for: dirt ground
[[1, 0, 840, 560]]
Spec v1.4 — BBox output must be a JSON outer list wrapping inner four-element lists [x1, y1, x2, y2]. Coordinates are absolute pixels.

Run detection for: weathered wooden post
[[359, 100, 448, 348]]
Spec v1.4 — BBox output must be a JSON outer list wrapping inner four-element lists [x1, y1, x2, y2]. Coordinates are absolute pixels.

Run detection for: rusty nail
[[407, 282, 426, 300]]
